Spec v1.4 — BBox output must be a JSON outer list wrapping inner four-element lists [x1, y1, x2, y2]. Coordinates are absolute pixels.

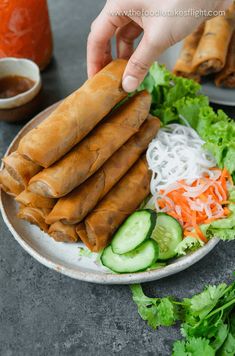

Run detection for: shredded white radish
[[146, 124, 216, 195]]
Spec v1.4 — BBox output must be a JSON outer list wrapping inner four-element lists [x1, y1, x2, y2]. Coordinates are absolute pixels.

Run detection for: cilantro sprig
[[131, 276, 235, 355]]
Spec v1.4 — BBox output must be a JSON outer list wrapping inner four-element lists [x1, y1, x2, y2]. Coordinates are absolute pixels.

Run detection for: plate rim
[[0, 101, 220, 284]]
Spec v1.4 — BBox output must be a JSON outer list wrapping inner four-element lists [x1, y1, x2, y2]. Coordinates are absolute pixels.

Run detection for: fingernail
[[122, 76, 139, 92]]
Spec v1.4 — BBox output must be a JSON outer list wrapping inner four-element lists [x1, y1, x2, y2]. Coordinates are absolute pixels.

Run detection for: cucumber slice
[[101, 240, 159, 273], [151, 213, 183, 260], [111, 210, 157, 254]]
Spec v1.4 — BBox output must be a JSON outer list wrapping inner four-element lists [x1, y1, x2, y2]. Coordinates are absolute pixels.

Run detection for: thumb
[[122, 33, 161, 92]]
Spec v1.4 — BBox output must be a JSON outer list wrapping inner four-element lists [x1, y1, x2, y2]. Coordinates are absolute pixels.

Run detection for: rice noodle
[[146, 124, 216, 195]]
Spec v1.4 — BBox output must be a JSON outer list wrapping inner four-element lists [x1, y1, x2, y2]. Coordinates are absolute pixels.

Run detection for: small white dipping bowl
[[0, 58, 42, 122]]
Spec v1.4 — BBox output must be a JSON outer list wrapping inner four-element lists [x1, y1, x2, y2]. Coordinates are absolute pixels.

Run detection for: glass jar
[[0, 0, 53, 70]]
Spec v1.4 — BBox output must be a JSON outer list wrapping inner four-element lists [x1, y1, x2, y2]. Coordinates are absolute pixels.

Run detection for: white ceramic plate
[[158, 42, 235, 106], [0, 103, 219, 284]]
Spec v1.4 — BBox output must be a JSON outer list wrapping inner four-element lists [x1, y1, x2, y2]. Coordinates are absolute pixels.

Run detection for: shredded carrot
[[184, 230, 198, 238], [156, 168, 231, 242], [224, 207, 231, 215], [223, 168, 234, 186]]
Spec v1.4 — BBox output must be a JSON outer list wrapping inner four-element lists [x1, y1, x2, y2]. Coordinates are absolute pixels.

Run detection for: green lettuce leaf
[[229, 188, 235, 202], [208, 228, 235, 241], [175, 95, 209, 129], [206, 204, 235, 241], [175, 237, 204, 256], [224, 144, 235, 175]]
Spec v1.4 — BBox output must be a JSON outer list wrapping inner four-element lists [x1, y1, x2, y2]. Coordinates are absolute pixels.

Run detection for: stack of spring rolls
[[0, 59, 160, 252], [173, 4, 235, 87]]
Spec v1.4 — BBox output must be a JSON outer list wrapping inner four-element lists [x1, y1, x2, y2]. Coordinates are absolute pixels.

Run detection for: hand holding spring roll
[[18, 59, 128, 167]]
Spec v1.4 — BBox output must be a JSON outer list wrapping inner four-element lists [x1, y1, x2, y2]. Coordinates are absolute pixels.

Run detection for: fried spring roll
[[28, 91, 151, 198], [18, 59, 128, 167], [17, 207, 51, 233], [173, 24, 204, 81], [215, 32, 235, 87], [192, 14, 235, 75], [76, 157, 151, 252], [46, 116, 160, 225], [3, 151, 41, 187], [15, 190, 56, 209], [0, 168, 24, 196], [48, 222, 78, 243]]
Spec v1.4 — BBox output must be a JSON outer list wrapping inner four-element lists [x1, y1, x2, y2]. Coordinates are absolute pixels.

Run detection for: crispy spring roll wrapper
[[76, 157, 151, 252], [18, 59, 128, 168], [192, 14, 235, 75], [3, 151, 41, 187], [215, 32, 235, 87], [0, 168, 24, 196], [17, 207, 51, 233], [15, 190, 56, 209], [173, 24, 204, 81], [46, 116, 160, 225], [28, 91, 151, 198], [48, 222, 78, 243]]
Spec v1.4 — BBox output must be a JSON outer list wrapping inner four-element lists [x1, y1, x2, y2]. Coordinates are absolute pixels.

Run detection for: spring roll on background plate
[[3, 151, 41, 187], [18, 59, 128, 168], [173, 24, 204, 81], [215, 31, 235, 87], [0, 168, 24, 196], [192, 12, 235, 75], [15, 190, 56, 209], [46, 116, 160, 225], [76, 156, 151, 252], [48, 222, 78, 243], [28, 91, 151, 198]]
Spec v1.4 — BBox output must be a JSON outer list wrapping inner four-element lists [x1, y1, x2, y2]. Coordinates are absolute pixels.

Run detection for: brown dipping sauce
[[0, 75, 35, 99]]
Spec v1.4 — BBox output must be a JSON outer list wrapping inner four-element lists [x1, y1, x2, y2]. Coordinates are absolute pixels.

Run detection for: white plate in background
[[158, 42, 235, 106]]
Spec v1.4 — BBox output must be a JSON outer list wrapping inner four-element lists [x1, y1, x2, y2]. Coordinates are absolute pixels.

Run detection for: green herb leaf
[[218, 314, 235, 356], [130, 284, 178, 329], [78, 247, 93, 258], [182, 284, 228, 322], [173, 337, 215, 356]]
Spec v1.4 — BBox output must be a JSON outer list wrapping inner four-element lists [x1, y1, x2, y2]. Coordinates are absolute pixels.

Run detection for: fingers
[[122, 33, 161, 92], [87, 12, 116, 78], [116, 22, 143, 60], [87, 1, 130, 78]]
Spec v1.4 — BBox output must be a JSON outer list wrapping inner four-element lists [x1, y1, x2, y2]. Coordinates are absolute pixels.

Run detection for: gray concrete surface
[[0, 1, 234, 355]]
